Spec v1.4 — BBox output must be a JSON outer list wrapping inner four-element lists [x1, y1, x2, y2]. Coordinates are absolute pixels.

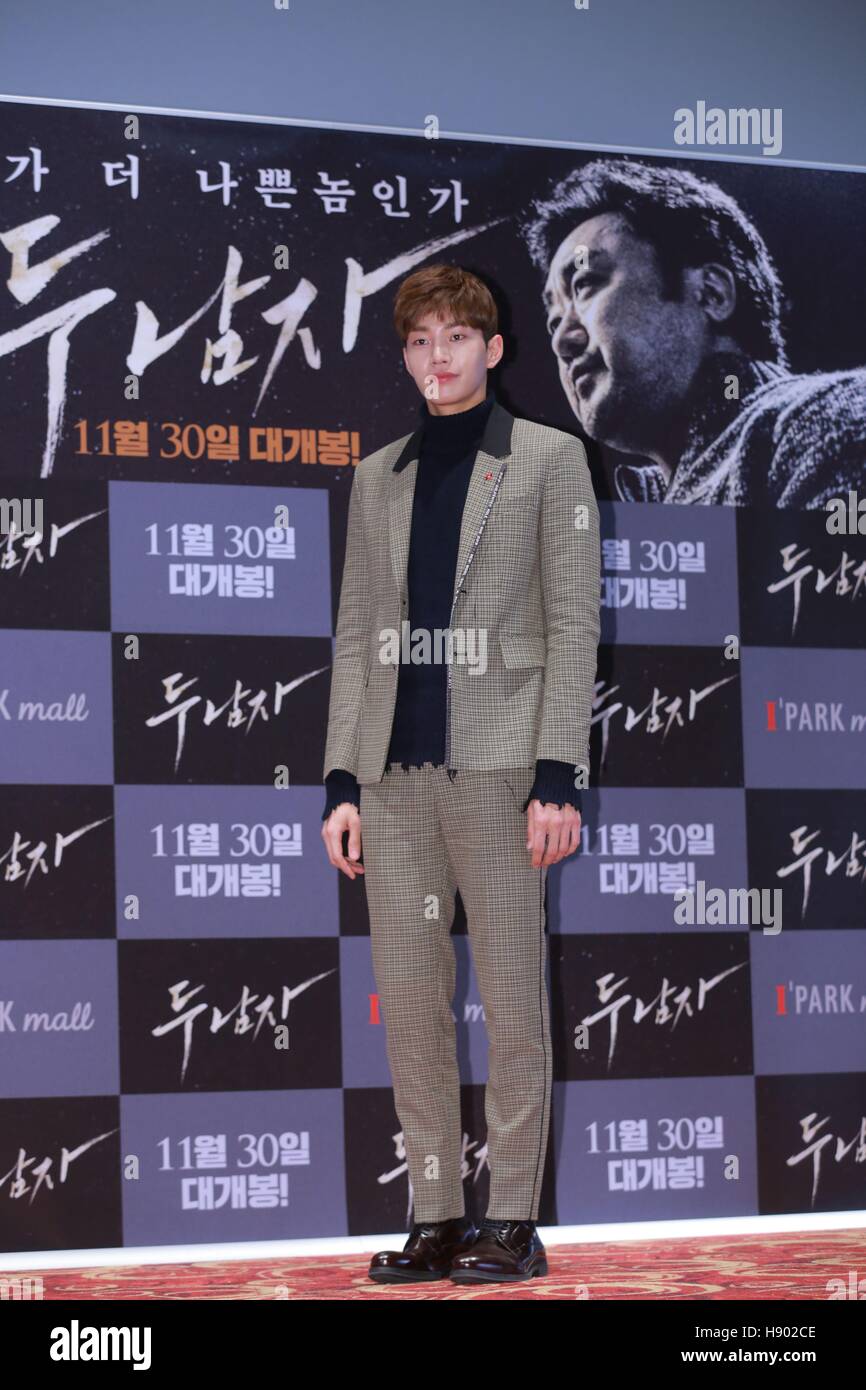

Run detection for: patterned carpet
[[7, 1228, 865, 1300]]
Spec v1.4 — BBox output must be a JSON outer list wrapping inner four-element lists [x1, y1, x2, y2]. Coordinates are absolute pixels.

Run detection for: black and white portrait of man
[[522, 157, 866, 507]]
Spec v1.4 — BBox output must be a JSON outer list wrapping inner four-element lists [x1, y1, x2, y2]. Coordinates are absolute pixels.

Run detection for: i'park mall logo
[[765, 697, 866, 735], [741, 649, 866, 790]]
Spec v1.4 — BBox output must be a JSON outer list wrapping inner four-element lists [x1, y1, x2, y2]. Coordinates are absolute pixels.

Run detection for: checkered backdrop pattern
[[0, 97, 864, 1255]]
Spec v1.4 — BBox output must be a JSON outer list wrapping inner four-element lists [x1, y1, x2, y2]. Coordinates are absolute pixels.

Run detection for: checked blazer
[[322, 396, 601, 788]]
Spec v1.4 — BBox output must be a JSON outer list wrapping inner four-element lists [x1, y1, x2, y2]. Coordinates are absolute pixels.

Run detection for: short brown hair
[[393, 264, 499, 345]]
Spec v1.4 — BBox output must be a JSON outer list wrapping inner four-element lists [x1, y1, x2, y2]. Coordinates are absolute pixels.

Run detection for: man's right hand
[[321, 802, 365, 879]]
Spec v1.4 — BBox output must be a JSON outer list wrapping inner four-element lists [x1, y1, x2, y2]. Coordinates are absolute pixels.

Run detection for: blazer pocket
[[498, 632, 547, 668], [496, 491, 539, 509]]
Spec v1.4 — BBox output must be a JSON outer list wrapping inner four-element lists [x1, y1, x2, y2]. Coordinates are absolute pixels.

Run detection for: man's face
[[403, 311, 502, 414], [543, 211, 706, 455]]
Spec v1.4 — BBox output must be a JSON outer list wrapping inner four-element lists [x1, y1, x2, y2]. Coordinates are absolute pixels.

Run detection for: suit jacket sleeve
[[322, 467, 372, 780], [536, 437, 601, 776]]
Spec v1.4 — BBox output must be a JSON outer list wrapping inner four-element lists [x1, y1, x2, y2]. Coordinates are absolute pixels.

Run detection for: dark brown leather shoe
[[449, 1218, 548, 1282], [368, 1216, 479, 1283]]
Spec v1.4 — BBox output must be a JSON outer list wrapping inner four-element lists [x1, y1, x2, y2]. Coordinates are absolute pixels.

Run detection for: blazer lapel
[[387, 397, 515, 608]]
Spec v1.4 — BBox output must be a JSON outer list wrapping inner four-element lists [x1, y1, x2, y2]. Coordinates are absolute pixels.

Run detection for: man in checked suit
[[321, 264, 601, 1283]]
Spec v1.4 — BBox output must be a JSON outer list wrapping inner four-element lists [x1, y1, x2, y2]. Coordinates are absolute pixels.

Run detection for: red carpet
[[7, 1228, 865, 1299]]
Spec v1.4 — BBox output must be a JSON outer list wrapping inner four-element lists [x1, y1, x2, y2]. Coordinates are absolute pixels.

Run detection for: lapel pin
[[484, 472, 493, 481]]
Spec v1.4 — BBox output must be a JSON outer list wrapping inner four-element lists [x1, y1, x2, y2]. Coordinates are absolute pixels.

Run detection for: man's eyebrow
[[570, 247, 610, 273], [546, 247, 612, 303], [408, 320, 468, 333]]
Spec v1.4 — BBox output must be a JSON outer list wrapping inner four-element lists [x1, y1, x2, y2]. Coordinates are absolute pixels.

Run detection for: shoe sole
[[368, 1267, 450, 1283], [449, 1258, 548, 1283]]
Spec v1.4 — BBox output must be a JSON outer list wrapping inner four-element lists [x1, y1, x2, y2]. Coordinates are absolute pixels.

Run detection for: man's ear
[[691, 263, 737, 324], [487, 332, 504, 370]]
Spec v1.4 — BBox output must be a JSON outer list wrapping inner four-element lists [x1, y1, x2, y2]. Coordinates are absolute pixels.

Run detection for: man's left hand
[[526, 800, 581, 868]]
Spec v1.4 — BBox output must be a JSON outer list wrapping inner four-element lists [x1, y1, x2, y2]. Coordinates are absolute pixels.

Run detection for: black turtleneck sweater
[[322, 388, 582, 820]]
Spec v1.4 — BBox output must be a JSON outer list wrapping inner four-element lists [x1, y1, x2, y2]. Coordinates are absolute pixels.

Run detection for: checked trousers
[[359, 761, 552, 1222]]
